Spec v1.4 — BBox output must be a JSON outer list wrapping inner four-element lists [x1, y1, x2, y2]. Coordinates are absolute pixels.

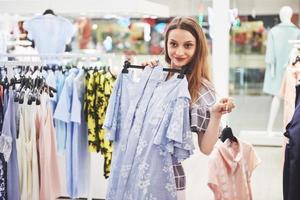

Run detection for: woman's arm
[[198, 98, 235, 155]]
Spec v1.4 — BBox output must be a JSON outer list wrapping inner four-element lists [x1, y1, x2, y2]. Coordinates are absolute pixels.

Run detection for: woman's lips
[[174, 57, 186, 62]]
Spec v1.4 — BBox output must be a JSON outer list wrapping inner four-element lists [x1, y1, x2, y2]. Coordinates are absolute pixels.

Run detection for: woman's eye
[[184, 43, 193, 48], [169, 42, 177, 47]]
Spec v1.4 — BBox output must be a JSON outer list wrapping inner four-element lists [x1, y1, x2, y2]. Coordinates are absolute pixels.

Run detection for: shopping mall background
[[0, 0, 297, 199]]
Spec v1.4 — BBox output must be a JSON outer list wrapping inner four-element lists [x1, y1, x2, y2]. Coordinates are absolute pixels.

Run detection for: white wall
[[231, 0, 300, 15], [150, 0, 300, 16]]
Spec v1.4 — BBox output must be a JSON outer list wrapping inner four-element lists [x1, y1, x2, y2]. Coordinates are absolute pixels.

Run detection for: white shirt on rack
[[24, 14, 75, 64]]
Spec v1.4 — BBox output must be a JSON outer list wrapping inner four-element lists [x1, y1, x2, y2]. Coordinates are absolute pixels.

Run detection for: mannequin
[[263, 6, 300, 135]]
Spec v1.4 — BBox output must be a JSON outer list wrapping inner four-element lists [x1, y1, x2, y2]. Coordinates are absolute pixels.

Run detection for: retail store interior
[[0, 0, 299, 199]]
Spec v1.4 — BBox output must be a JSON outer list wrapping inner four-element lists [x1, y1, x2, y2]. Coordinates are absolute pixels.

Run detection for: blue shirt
[[104, 66, 194, 200]]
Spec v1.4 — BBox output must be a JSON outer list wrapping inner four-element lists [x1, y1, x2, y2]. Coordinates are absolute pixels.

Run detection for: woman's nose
[[175, 47, 184, 56]]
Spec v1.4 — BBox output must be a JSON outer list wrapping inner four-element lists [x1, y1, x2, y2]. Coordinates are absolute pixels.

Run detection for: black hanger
[[292, 56, 300, 66], [106, 66, 116, 78], [121, 61, 190, 79], [122, 60, 145, 73], [43, 9, 56, 16], [219, 125, 238, 143], [0, 67, 9, 89]]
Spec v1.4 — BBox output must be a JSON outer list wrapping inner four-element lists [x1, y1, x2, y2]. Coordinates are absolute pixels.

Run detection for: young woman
[[105, 16, 235, 200], [143, 16, 235, 199]]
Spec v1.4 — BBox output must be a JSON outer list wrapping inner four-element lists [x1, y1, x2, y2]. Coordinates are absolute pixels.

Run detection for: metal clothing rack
[[0, 53, 116, 67]]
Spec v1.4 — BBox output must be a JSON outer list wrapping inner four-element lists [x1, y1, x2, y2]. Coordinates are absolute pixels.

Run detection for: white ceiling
[[0, 0, 299, 18]]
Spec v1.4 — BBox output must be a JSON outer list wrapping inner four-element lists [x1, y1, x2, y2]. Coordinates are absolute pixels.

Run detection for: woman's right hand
[[141, 59, 159, 68]]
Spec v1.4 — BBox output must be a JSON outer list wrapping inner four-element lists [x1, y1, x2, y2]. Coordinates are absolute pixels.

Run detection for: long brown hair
[[164, 17, 212, 102]]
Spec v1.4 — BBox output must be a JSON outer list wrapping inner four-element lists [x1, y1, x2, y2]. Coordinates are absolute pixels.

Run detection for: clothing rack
[[0, 53, 113, 59], [0, 53, 116, 67]]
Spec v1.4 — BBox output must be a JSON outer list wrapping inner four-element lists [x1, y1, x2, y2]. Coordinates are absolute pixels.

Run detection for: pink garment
[[207, 139, 260, 200], [177, 190, 186, 200], [280, 65, 300, 127], [36, 93, 61, 200]]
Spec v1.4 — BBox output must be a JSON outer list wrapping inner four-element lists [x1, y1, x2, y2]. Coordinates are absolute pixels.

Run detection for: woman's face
[[167, 28, 196, 68]]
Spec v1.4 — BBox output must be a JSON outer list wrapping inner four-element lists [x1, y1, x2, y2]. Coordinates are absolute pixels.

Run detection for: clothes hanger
[[292, 55, 300, 66], [43, 9, 56, 16], [219, 125, 238, 143], [121, 60, 191, 79], [219, 103, 238, 143]]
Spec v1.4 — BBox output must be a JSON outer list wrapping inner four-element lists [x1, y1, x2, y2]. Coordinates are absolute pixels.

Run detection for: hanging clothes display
[[207, 138, 260, 200], [85, 69, 116, 178], [104, 66, 194, 200], [0, 52, 116, 199], [0, 65, 65, 200], [283, 84, 300, 200], [54, 67, 91, 198]]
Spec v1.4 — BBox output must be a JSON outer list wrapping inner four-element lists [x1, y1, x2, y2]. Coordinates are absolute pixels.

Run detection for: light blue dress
[[2, 90, 20, 200], [263, 23, 300, 96], [70, 69, 90, 197], [105, 66, 194, 200], [54, 68, 79, 198], [54, 70, 67, 153]]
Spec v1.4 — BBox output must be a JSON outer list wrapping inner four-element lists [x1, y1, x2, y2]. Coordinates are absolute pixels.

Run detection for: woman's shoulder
[[193, 79, 216, 107]]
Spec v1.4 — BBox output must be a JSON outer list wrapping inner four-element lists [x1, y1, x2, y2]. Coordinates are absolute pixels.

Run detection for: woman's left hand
[[210, 97, 235, 119]]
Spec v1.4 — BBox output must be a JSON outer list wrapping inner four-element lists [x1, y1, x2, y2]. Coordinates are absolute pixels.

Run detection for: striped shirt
[[173, 80, 216, 191]]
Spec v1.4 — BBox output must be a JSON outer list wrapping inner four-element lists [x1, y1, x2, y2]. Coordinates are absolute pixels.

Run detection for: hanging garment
[[280, 64, 300, 127], [208, 139, 260, 200], [105, 66, 194, 200], [85, 70, 115, 178], [36, 92, 61, 200], [95, 71, 115, 178], [283, 84, 300, 200], [54, 68, 79, 198], [0, 85, 8, 200], [2, 90, 20, 200], [263, 23, 300, 96], [16, 94, 39, 200], [69, 69, 90, 197], [23, 14, 75, 64], [0, 153, 7, 199], [0, 134, 11, 200], [54, 70, 67, 153]]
